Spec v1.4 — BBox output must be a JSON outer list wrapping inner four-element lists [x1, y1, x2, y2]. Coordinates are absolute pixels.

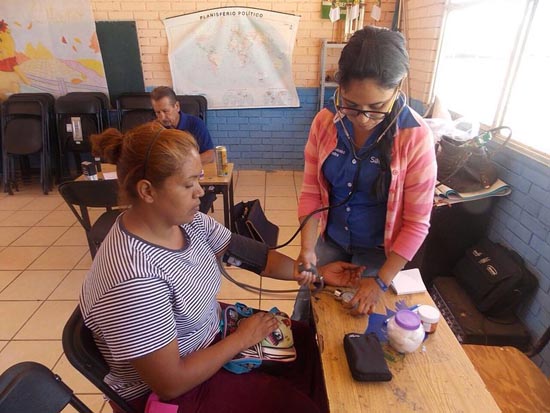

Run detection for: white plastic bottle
[[387, 309, 425, 353]]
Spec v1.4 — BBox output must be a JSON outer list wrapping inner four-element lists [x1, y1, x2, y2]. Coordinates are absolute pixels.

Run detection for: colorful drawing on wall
[[0, 0, 108, 100], [164, 7, 300, 109]]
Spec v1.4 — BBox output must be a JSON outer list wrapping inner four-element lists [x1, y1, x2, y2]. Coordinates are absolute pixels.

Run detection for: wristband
[[374, 275, 389, 292]]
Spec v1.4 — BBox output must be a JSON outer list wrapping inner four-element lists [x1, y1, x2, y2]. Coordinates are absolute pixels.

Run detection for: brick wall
[[90, 0, 396, 89], [489, 150, 550, 375], [205, 87, 318, 170]]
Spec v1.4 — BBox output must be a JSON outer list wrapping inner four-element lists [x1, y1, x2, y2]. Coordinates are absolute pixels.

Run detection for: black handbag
[[436, 126, 512, 193], [453, 238, 538, 320], [232, 199, 279, 248]]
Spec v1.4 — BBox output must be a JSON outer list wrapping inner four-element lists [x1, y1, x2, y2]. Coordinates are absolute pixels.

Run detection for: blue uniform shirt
[[322, 97, 419, 252], [176, 113, 214, 153]]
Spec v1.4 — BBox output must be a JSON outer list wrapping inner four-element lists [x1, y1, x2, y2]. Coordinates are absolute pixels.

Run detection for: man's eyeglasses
[[334, 87, 400, 121]]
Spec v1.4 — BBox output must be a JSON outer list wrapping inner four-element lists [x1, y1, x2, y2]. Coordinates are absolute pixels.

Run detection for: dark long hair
[[336, 26, 409, 200]]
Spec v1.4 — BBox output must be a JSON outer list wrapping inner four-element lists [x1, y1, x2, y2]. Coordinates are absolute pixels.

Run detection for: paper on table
[[390, 268, 427, 295], [103, 172, 118, 180]]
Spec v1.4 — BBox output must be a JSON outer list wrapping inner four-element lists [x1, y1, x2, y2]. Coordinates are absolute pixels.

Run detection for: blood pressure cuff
[[222, 233, 269, 274]]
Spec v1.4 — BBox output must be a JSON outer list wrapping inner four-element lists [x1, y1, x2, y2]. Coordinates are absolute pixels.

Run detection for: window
[[433, 0, 549, 156]]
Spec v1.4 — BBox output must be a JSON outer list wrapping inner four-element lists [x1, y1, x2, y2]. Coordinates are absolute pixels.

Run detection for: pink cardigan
[[298, 108, 437, 261]]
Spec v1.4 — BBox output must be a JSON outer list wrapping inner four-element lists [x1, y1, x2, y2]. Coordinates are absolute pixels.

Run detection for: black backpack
[[453, 238, 538, 320]]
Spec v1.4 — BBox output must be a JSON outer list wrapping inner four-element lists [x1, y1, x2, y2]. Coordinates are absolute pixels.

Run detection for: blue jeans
[[291, 236, 386, 323]]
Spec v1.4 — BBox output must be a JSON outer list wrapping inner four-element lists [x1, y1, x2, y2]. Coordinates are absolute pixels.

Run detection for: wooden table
[[312, 289, 501, 412], [79, 162, 235, 229], [200, 162, 235, 230]]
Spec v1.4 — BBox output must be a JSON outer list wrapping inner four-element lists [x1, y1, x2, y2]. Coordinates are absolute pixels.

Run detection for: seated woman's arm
[[131, 312, 278, 400]]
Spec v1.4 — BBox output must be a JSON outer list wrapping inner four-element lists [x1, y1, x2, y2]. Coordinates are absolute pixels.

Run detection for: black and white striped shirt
[[80, 212, 231, 400]]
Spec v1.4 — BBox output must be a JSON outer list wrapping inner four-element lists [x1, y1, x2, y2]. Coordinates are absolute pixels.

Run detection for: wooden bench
[[463, 328, 550, 413]]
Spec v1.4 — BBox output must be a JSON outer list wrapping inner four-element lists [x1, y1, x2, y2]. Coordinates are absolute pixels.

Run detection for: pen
[[384, 304, 421, 325]]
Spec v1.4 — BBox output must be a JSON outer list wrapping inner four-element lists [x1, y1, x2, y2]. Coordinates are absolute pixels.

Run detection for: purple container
[[394, 310, 421, 331]]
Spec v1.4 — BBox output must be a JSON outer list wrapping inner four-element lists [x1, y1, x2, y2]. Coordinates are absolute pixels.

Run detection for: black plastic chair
[[0, 361, 93, 413], [176, 95, 208, 123], [58, 179, 124, 258], [56, 93, 109, 178], [63, 306, 139, 413], [1, 94, 55, 195], [116, 92, 155, 132]]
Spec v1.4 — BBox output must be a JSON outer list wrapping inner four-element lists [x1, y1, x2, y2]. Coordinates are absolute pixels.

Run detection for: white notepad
[[390, 268, 427, 295]]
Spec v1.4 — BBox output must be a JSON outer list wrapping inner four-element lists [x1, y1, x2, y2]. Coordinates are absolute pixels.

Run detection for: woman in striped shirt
[[293, 26, 437, 322], [81, 123, 362, 413]]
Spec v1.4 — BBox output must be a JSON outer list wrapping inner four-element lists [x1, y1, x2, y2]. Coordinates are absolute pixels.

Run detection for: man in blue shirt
[[151, 86, 215, 163]]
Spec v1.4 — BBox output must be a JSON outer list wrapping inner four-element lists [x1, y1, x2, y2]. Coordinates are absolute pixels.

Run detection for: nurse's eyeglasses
[[334, 86, 401, 121]]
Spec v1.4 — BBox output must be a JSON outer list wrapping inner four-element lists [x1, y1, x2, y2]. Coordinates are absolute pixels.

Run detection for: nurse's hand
[[294, 249, 318, 285], [347, 277, 384, 316]]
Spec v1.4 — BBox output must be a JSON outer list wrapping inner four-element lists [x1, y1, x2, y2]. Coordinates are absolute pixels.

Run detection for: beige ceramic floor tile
[[0, 210, 50, 226], [0, 270, 69, 300], [278, 226, 301, 246], [0, 340, 63, 372], [260, 299, 296, 316], [260, 277, 299, 300], [220, 298, 260, 308], [36, 210, 78, 226], [234, 185, 265, 198], [236, 175, 266, 187], [11, 226, 67, 246], [0, 341, 7, 351], [0, 210, 15, 222], [217, 267, 261, 301], [21, 196, 65, 211], [0, 227, 28, 246], [0, 301, 42, 339], [264, 185, 297, 197], [266, 173, 293, 186], [15, 300, 78, 340], [54, 355, 101, 394], [265, 196, 298, 211], [50, 270, 87, 300], [0, 246, 48, 270], [28, 246, 88, 270], [277, 245, 301, 260], [54, 227, 88, 246], [55, 202, 71, 212], [0, 270, 21, 292], [74, 253, 93, 270], [0, 196, 36, 211], [265, 210, 299, 227], [62, 395, 106, 413]]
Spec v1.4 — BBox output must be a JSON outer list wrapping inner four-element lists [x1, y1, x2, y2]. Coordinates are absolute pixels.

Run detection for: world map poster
[[0, 0, 108, 100], [164, 7, 300, 109]]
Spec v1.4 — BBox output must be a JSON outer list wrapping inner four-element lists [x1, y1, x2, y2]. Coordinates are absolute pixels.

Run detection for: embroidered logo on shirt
[[370, 156, 380, 165], [331, 147, 346, 157]]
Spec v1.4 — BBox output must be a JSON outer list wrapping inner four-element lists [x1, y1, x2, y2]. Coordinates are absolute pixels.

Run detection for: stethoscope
[[223, 88, 410, 295]]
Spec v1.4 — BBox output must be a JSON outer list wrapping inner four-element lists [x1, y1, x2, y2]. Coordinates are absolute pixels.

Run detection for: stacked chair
[[176, 94, 208, 122], [1, 93, 56, 194], [116, 92, 155, 132], [55, 92, 110, 178]]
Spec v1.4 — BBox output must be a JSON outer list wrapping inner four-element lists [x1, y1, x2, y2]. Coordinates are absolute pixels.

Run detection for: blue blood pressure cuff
[[222, 234, 269, 274]]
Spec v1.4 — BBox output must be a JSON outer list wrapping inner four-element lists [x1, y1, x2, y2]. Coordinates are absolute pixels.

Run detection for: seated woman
[[81, 123, 363, 413]]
